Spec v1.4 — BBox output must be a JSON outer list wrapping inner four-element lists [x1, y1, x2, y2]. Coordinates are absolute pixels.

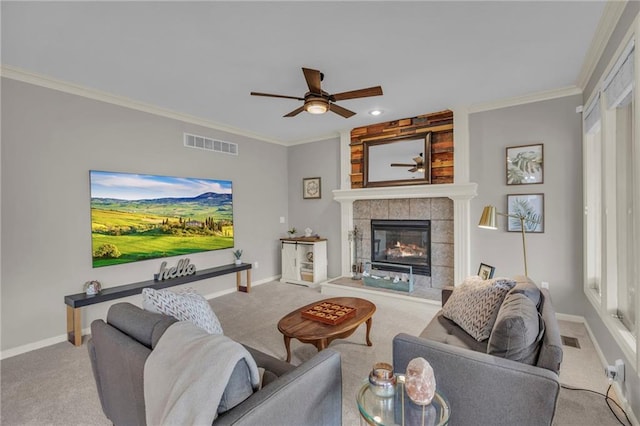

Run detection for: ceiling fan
[[390, 153, 425, 173], [250, 67, 383, 118]]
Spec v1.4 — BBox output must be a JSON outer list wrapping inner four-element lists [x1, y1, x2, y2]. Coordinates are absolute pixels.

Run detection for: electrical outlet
[[541, 281, 549, 289], [254, 261, 259, 269], [615, 359, 625, 382], [280, 216, 285, 224], [606, 365, 617, 381], [605, 359, 625, 383]]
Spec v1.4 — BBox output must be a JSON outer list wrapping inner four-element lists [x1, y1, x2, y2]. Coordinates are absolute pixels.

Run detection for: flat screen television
[[90, 170, 234, 268]]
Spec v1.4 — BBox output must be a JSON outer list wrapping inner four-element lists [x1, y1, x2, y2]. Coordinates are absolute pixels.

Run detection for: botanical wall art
[[90, 170, 234, 267], [507, 193, 544, 233], [303, 177, 322, 199], [506, 143, 543, 185]]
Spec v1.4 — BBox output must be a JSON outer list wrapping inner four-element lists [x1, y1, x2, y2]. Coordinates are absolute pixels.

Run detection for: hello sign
[[154, 258, 196, 281]]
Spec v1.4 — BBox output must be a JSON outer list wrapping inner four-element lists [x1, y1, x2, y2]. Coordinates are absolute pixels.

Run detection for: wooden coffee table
[[277, 297, 376, 362]]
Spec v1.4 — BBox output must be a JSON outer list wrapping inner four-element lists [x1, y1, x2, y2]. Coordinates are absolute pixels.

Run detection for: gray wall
[[581, 3, 640, 417], [286, 138, 342, 278], [469, 95, 586, 316], [1, 78, 289, 351]]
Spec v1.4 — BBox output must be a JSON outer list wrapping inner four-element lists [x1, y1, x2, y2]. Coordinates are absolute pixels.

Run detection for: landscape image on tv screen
[[90, 170, 234, 268]]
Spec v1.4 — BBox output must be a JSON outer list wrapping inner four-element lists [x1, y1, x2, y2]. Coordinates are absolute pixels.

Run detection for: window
[[612, 99, 636, 334], [583, 95, 602, 297], [583, 35, 638, 365]]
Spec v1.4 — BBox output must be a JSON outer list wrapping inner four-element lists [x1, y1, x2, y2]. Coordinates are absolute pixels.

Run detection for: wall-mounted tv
[[90, 170, 234, 268]]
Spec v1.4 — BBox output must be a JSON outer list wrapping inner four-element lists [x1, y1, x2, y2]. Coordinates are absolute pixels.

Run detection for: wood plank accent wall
[[350, 110, 454, 188]]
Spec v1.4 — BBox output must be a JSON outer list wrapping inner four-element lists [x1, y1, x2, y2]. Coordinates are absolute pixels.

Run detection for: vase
[[235, 259, 242, 265]]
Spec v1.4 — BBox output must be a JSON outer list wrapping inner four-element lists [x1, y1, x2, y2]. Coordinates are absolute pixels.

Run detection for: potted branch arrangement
[[233, 249, 243, 265]]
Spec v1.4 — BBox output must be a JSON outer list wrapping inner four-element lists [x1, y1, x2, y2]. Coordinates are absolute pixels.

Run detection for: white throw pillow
[[142, 287, 223, 334], [442, 276, 516, 341]]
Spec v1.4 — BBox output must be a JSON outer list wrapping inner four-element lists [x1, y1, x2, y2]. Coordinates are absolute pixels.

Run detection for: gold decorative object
[[368, 362, 396, 397]]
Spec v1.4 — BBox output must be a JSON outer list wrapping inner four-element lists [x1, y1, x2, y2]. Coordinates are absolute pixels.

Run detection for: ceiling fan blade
[[409, 167, 418, 173], [283, 106, 305, 117], [331, 86, 383, 101], [302, 68, 322, 94], [390, 163, 415, 167], [251, 92, 305, 101], [413, 156, 424, 165], [329, 103, 356, 118]]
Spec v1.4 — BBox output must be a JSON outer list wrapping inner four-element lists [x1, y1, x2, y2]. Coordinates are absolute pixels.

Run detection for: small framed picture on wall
[[506, 143, 543, 185], [303, 177, 321, 199]]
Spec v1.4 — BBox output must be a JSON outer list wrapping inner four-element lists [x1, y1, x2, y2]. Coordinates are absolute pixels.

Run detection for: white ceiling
[[2, 1, 606, 145]]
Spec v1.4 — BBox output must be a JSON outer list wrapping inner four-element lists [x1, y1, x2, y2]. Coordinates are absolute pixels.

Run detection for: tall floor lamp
[[478, 205, 538, 277]]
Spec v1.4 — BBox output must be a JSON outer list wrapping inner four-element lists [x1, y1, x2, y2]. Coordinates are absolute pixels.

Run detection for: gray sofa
[[393, 276, 563, 426], [88, 302, 342, 426]]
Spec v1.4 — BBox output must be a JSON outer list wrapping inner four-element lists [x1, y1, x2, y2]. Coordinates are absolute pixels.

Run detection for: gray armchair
[[88, 302, 342, 426]]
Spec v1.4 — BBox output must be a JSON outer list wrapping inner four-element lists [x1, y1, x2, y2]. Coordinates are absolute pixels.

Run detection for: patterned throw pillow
[[142, 287, 223, 334], [442, 276, 516, 341]]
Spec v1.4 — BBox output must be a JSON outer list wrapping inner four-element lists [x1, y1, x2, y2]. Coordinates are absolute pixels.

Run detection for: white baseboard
[[0, 275, 279, 360], [320, 281, 441, 311], [1, 335, 69, 360], [556, 313, 585, 323]]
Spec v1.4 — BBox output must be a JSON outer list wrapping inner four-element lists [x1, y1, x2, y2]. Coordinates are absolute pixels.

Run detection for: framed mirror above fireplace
[[363, 132, 432, 188]]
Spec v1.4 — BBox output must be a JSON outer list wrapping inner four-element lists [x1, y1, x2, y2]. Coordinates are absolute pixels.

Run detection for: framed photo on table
[[478, 263, 495, 280], [506, 143, 543, 185], [303, 177, 321, 199]]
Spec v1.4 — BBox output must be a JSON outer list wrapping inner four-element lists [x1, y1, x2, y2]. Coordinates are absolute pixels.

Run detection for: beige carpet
[[0, 281, 630, 425]]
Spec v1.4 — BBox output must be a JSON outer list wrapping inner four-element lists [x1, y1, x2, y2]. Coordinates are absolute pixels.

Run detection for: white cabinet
[[280, 238, 327, 286]]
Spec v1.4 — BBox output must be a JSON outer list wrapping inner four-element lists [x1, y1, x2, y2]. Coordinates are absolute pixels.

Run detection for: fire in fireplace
[[371, 219, 431, 276]]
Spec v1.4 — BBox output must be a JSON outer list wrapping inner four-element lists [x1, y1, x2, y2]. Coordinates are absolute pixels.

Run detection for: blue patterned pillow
[[142, 287, 223, 334], [442, 276, 516, 341]]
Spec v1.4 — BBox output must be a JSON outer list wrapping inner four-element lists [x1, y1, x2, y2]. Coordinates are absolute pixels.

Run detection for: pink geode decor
[[405, 357, 436, 405]]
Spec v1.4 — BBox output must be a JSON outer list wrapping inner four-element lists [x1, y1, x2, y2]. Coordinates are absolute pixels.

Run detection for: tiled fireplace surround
[[352, 198, 454, 298], [331, 183, 478, 300]]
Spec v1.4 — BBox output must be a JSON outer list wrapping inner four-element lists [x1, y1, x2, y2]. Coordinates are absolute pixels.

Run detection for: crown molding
[[468, 85, 582, 114], [576, 0, 628, 90], [0, 65, 288, 146], [285, 131, 341, 146]]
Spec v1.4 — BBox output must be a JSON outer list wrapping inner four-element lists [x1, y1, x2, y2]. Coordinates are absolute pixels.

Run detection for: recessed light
[[369, 109, 383, 116]]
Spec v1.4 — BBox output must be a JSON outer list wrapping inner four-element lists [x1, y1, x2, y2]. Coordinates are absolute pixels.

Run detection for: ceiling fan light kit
[[305, 98, 328, 114], [251, 67, 383, 118]]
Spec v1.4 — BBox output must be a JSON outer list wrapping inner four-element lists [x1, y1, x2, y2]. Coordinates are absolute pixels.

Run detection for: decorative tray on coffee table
[[301, 302, 357, 325]]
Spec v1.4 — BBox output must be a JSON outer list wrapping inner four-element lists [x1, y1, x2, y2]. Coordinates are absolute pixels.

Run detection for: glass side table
[[356, 374, 450, 426]]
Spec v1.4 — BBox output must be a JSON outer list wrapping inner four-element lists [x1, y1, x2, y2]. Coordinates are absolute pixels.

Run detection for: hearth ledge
[[320, 280, 442, 313]]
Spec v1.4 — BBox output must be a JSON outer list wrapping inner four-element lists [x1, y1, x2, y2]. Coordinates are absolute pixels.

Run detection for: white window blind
[[603, 40, 635, 109], [583, 94, 601, 134]]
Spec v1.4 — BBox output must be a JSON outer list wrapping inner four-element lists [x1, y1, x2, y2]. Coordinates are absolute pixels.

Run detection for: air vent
[[561, 335, 581, 349], [183, 133, 238, 156]]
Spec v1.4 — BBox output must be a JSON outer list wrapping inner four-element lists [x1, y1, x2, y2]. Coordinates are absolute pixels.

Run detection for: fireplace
[[371, 219, 431, 276]]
